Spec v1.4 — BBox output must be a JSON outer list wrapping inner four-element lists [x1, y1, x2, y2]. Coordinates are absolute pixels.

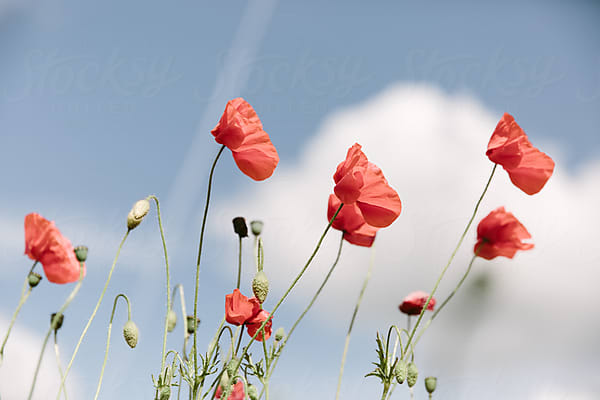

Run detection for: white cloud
[[212, 83, 600, 398]]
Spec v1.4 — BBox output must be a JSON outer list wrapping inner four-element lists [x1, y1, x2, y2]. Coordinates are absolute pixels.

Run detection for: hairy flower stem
[[172, 285, 189, 359], [236, 236, 242, 289], [93, 294, 131, 400], [192, 145, 225, 398], [29, 262, 84, 400], [53, 332, 68, 400], [335, 245, 376, 400], [227, 204, 344, 387], [57, 232, 129, 400], [402, 164, 496, 360], [0, 261, 37, 364]]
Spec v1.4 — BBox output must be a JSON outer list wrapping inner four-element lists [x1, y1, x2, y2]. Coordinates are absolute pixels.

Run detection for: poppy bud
[[74, 245, 88, 262], [247, 384, 259, 400], [123, 320, 139, 348], [232, 217, 248, 238], [274, 327, 285, 342], [50, 312, 64, 331], [158, 385, 171, 400], [226, 357, 239, 378], [220, 370, 230, 389], [425, 376, 437, 394], [394, 359, 407, 384], [407, 362, 418, 388], [252, 270, 269, 304], [186, 315, 200, 334], [250, 220, 263, 236], [167, 310, 177, 332], [127, 199, 150, 230], [28, 272, 42, 288]]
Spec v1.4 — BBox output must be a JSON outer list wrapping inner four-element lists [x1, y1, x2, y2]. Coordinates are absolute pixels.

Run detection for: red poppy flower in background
[[399, 291, 436, 316], [487, 113, 555, 195], [246, 309, 272, 341], [225, 289, 260, 326], [327, 194, 378, 247], [211, 98, 279, 181], [333, 143, 401, 228], [24, 213, 84, 284], [215, 380, 245, 400], [475, 207, 534, 260]]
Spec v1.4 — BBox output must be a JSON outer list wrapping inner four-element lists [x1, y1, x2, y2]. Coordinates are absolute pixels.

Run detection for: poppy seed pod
[[425, 376, 437, 394], [252, 270, 269, 304], [74, 245, 88, 262], [50, 312, 64, 331], [28, 272, 42, 288], [123, 320, 139, 348], [250, 220, 263, 236], [274, 327, 285, 342], [232, 217, 248, 238], [394, 359, 407, 384], [127, 199, 150, 230], [247, 384, 259, 400], [167, 310, 177, 332], [407, 362, 418, 388]]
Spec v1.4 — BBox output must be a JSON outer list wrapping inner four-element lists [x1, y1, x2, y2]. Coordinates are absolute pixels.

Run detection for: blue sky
[[1, 1, 599, 399]]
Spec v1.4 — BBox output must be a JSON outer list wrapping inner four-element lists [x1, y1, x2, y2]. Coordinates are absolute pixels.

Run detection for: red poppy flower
[[399, 291, 436, 316], [24, 213, 84, 284], [475, 207, 534, 260], [487, 113, 555, 195], [327, 194, 378, 247], [211, 98, 279, 181], [215, 380, 245, 400], [225, 289, 260, 326], [246, 309, 272, 342]]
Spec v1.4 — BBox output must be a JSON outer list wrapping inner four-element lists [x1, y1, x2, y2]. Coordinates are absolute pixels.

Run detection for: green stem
[[172, 285, 190, 360], [93, 294, 131, 400], [192, 144, 225, 397], [30, 262, 85, 400], [149, 195, 172, 376], [237, 236, 242, 289], [261, 338, 270, 400], [402, 164, 496, 360], [57, 231, 129, 400], [335, 245, 376, 400], [380, 383, 390, 400], [53, 331, 68, 400]]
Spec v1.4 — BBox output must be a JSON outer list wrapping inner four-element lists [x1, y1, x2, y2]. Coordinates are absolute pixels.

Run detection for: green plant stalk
[[57, 231, 129, 400], [236, 236, 242, 289], [335, 245, 376, 400], [29, 262, 85, 400], [93, 294, 131, 400], [192, 145, 225, 398], [53, 331, 68, 400], [402, 164, 496, 360], [172, 284, 190, 359]]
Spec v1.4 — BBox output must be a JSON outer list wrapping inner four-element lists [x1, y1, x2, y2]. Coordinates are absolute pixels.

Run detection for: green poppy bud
[[425, 376, 437, 394], [123, 320, 139, 348], [394, 359, 407, 384], [250, 220, 263, 236], [226, 357, 239, 379], [167, 310, 177, 332], [220, 370, 229, 389], [274, 327, 285, 342], [252, 270, 269, 304], [28, 272, 42, 288], [127, 199, 150, 230], [74, 245, 88, 262], [247, 384, 259, 400], [232, 217, 248, 238], [407, 362, 418, 388]]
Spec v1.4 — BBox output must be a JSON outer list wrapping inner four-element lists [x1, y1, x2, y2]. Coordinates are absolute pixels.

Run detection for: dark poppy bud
[[247, 384, 259, 400], [50, 312, 64, 331], [74, 245, 88, 262], [407, 362, 418, 388], [250, 220, 263, 236], [123, 320, 139, 348], [425, 376, 437, 394], [232, 217, 248, 238], [28, 272, 42, 288], [186, 315, 200, 334]]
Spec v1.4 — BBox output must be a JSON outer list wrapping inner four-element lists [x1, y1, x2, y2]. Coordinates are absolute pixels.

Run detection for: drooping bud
[[250, 220, 263, 236], [166, 310, 177, 332], [74, 245, 88, 262], [247, 384, 259, 400], [394, 359, 407, 384], [158, 385, 171, 400], [425, 376, 437, 394], [123, 320, 139, 348], [226, 357, 239, 378], [274, 327, 285, 342], [407, 362, 418, 388], [232, 217, 248, 238], [50, 312, 64, 331], [186, 315, 200, 334], [219, 370, 230, 389], [252, 270, 269, 304], [127, 199, 150, 230], [28, 272, 42, 288]]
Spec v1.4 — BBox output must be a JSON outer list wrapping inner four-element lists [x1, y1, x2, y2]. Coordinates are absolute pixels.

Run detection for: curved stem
[[335, 244, 376, 400], [149, 195, 172, 376], [192, 144, 225, 395], [53, 331, 68, 400], [57, 231, 129, 400], [402, 164, 496, 360], [30, 262, 85, 400], [93, 294, 131, 400], [0, 271, 34, 364]]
